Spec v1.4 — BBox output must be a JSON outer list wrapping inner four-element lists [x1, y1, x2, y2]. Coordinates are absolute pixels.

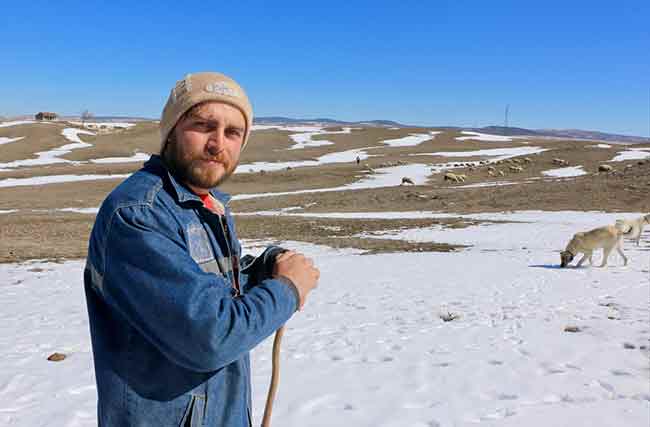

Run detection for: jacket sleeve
[[97, 205, 298, 372]]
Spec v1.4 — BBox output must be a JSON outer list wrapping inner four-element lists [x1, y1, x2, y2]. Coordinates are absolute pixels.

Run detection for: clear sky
[[2, 0, 649, 136]]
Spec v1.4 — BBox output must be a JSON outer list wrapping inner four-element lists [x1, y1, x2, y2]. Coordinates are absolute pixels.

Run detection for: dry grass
[[1, 121, 649, 263]]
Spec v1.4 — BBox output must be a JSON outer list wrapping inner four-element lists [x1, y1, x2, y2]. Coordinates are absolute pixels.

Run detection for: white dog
[[560, 224, 629, 268], [615, 214, 650, 246]]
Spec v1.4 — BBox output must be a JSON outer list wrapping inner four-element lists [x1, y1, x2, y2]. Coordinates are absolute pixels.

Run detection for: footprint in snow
[[497, 393, 519, 401], [297, 394, 338, 414], [433, 361, 452, 368]]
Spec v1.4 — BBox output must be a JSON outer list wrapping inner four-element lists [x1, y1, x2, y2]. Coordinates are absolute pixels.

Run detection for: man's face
[[164, 102, 246, 194]]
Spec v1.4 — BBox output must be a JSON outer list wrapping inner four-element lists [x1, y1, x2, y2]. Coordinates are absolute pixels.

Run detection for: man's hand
[[272, 251, 319, 310]]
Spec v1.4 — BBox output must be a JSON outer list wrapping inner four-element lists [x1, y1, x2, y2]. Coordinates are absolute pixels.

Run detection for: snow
[[251, 125, 326, 132], [413, 147, 548, 175], [58, 207, 100, 214], [238, 148, 371, 173], [456, 131, 514, 142], [455, 181, 521, 188], [542, 166, 587, 178], [288, 127, 356, 150], [416, 147, 546, 160], [0, 128, 95, 170], [67, 121, 135, 129], [380, 132, 440, 148], [60, 128, 95, 146], [611, 148, 650, 162], [0, 174, 130, 188], [90, 152, 150, 164], [1, 211, 648, 426], [0, 120, 36, 128], [0, 137, 24, 146], [234, 163, 432, 200], [0, 127, 147, 169]]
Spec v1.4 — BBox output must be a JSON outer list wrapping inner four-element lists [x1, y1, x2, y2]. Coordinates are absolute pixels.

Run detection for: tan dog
[[560, 224, 629, 268], [615, 214, 650, 246]]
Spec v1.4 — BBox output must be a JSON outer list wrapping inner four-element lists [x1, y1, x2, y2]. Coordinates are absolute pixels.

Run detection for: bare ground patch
[[0, 122, 70, 163], [0, 212, 479, 263], [1, 126, 648, 263]]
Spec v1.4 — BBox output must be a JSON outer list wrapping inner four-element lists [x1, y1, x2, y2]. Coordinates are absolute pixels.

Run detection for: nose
[[206, 129, 225, 154]]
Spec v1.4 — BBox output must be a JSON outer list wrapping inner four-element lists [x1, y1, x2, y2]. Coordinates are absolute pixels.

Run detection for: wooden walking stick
[[261, 325, 285, 427]]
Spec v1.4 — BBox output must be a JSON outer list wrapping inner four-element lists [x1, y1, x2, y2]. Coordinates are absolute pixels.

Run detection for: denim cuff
[[273, 275, 300, 312]]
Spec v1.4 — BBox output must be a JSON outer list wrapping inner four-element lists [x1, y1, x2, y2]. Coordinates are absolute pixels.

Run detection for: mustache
[[202, 153, 226, 162], [203, 148, 226, 161]]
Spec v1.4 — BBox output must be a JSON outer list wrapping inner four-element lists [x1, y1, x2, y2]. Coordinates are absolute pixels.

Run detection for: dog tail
[[615, 219, 633, 235]]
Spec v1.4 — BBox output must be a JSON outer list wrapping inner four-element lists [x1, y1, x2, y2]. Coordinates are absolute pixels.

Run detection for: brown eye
[[227, 128, 243, 138]]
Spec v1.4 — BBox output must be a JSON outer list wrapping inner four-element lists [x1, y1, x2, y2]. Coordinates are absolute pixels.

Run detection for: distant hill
[[59, 115, 155, 122], [254, 118, 648, 143], [3, 113, 647, 144], [255, 116, 405, 128], [478, 126, 649, 144]]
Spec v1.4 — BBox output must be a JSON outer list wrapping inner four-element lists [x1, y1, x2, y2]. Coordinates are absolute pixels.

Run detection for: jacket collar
[[144, 155, 232, 207]]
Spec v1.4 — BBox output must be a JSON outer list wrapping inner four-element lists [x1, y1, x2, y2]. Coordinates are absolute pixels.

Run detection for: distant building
[[35, 112, 57, 120]]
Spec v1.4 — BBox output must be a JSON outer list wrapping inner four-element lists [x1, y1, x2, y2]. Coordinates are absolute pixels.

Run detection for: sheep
[[364, 163, 375, 173], [444, 172, 466, 183]]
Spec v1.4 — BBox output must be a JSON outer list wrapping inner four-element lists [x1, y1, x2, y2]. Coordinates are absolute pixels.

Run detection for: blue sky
[[2, 0, 649, 136]]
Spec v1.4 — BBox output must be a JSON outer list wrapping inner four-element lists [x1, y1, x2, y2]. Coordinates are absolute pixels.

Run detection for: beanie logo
[[204, 82, 239, 98]]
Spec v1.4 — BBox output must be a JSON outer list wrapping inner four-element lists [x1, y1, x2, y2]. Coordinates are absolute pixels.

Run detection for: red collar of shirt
[[198, 193, 224, 215]]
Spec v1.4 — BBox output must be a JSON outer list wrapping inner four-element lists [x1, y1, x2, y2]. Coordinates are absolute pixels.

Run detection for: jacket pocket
[[186, 224, 213, 264], [179, 395, 206, 427]]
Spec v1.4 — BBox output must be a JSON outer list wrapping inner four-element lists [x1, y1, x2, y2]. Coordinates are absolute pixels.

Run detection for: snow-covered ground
[[1, 211, 648, 427], [251, 125, 326, 132], [0, 137, 24, 146], [66, 122, 135, 129], [611, 148, 650, 162], [456, 131, 514, 142], [238, 148, 371, 173], [415, 147, 545, 163], [233, 163, 431, 200], [588, 144, 612, 149], [0, 128, 94, 170], [0, 125, 150, 174], [381, 132, 440, 148], [0, 120, 36, 128], [456, 181, 522, 189], [288, 127, 356, 150], [89, 152, 150, 164], [0, 174, 131, 188], [542, 166, 587, 178]]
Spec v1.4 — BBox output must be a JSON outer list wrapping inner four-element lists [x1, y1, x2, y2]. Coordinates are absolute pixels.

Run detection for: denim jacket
[[84, 155, 299, 426]]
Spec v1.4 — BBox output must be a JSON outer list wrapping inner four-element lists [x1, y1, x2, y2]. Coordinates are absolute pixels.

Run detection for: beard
[[162, 138, 237, 191]]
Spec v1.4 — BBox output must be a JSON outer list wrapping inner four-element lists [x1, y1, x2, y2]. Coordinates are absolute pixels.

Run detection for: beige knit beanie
[[160, 72, 253, 153]]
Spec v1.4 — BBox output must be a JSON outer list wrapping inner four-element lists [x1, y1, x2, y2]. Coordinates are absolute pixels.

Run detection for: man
[[84, 72, 319, 426]]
